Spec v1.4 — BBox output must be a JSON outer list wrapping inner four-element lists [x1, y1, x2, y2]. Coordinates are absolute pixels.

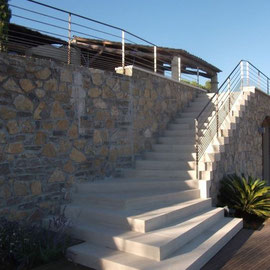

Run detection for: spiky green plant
[[218, 174, 270, 219], [0, 0, 11, 52]]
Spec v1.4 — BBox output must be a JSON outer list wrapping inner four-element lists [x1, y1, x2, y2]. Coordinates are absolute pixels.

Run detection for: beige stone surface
[[49, 169, 65, 183], [51, 101, 66, 118], [42, 143, 57, 157], [31, 181, 42, 195], [14, 95, 34, 112], [69, 148, 86, 163], [35, 67, 51, 80], [6, 120, 19, 134], [34, 102, 46, 120], [3, 78, 22, 93], [19, 79, 35, 92], [6, 143, 24, 154], [35, 132, 47, 145], [0, 106, 16, 120]]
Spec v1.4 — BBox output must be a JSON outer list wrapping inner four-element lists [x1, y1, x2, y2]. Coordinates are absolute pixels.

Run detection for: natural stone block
[[21, 120, 34, 133], [14, 181, 28, 196], [68, 123, 78, 139], [102, 86, 115, 98], [69, 147, 86, 163], [92, 73, 103, 86], [14, 95, 34, 112], [35, 67, 51, 80], [42, 143, 56, 157], [99, 146, 109, 156], [34, 102, 46, 120], [6, 143, 24, 154], [35, 88, 46, 98], [35, 132, 47, 145], [19, 79, 35, 92], [0, 106, 16, 120], [61, 69, 72, 83], [50, 101, 66, 118], [42, 121, 53, 130], [93, 129, 102, 145], [94, 98, 107, 109], [44, 78, 58, 91], [56, 119, 69, 131], [0, 132, 6, 143], [106, 77, 116, 88], [63, 160, 75, 173], [88, 87, 102, 98], [31, 181, 42, 195], [59, 139, 71, 153], [48, 169, 65, 183], [73, 139, 86, 150], [7, 120, 19, 134], [3, 78, 22, 93]]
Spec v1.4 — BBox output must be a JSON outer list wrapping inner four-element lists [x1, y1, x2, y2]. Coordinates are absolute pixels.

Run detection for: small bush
[[0, 210, 71, 270], [218, 174, 270, 220]]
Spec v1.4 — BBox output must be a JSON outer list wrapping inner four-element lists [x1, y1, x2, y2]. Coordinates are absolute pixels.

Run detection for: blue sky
[[9, 0, 270, 84]]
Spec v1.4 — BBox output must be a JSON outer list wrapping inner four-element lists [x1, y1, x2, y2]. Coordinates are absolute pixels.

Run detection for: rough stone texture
[[0, 53, 200, 220], [210, 89, 270, 202]]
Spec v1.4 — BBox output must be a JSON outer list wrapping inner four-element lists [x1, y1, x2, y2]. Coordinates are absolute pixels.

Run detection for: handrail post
[[258, 71, 261, 90], [267, 78, 269, 95], [68, 13, 71, 64], [195, 119, 199, 180], [246, 61, 249, 86], [154, 46, 157, 73], [216, 94, 219, 136], [240, 61, 244, 90], [122, 30, 125, 70], [228, 77, 231, 112]]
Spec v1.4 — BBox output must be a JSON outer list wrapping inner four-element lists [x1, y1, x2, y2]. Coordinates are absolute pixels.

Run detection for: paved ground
[[36, 221, 270, 270], [202, 220, 270, 270]]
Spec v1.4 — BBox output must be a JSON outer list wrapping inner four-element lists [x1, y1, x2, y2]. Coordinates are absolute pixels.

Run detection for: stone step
[[164, 129, 194, 136], [75, 178, 198, 194], [67, 207, 224, 261], [122, 168, 196, 179], [159, 136, 195, 145], [144, 152, 196, 161], [67, 218, 242, 270], [65, 198, 211, 233], [136, 160, 195, 170], [72, 189, 200, 210], [173, 117, 195, 124], [167, 123, 192, 130], [152, 144, 195, 153]]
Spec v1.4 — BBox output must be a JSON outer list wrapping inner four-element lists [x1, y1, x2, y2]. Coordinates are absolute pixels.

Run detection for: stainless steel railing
[[195, 60, 270, 179]]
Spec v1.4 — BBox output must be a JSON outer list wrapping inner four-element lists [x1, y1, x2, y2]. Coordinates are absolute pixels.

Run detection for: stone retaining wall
[[211, 89, 270, 201], [0, 53, 201, 220]]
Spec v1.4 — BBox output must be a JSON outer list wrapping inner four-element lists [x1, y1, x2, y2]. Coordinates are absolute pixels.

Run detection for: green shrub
[[218, 174, 270, 219]]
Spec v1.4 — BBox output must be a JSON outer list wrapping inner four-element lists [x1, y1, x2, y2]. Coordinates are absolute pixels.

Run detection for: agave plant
[[218, 174, 270, 219]]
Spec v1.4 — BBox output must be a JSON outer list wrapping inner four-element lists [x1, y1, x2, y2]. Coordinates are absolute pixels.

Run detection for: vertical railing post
[[122, 30, 125, 70], [228, 77, 231, 112], [267, 78, 269, 95], [178, 57, 181, 81], [240, 61, 244, 90], [68, 13, 71, 64], [258, 71, 261, 90], [216, 94, 219, 137], [246, 61, 249, 86], [197, 67, 199, 85], [154, 46, 157, 73], [195, 119, 199, 180]]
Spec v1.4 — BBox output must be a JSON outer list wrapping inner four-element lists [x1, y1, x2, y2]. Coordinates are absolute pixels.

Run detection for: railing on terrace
[[195, 60, 270, 179], [2, 0, 207, 85]]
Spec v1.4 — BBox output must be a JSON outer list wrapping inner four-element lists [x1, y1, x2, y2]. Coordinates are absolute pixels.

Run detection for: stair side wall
[[210, 89, 270, 203], [0, 53, 202, 220]]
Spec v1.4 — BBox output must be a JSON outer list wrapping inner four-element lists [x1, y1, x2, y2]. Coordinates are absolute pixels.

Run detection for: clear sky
[[9, 0, 270, 84]]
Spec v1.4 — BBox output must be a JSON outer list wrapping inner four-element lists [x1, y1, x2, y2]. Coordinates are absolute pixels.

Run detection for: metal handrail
[[195, 60, 270, 179]]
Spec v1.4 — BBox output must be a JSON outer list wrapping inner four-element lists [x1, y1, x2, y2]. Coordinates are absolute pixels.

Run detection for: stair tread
[[67, 198, 211, 223], [67, 217, 242, 270], [70, 207, 224, 249]]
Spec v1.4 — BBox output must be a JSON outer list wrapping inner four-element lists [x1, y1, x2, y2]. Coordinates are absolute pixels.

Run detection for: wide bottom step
[[67, 217, 242, 270]]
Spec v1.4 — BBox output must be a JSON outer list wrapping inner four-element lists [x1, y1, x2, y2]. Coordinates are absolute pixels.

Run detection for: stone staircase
[[65, 92, 243, 270]]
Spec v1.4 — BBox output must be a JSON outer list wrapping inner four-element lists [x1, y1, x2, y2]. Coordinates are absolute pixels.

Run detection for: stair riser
[[122, 169, 196, 179], [144, 152, 196, 161], [152, 145, 195, 153], [76, 180, 198, 194], [73, 189, 200, 210], [159, 137, 195, 144], [136, 161, 195, 170], [160, 209, 225, 260], [143, 199, 212, 233], [164, 130, 194, 136]]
